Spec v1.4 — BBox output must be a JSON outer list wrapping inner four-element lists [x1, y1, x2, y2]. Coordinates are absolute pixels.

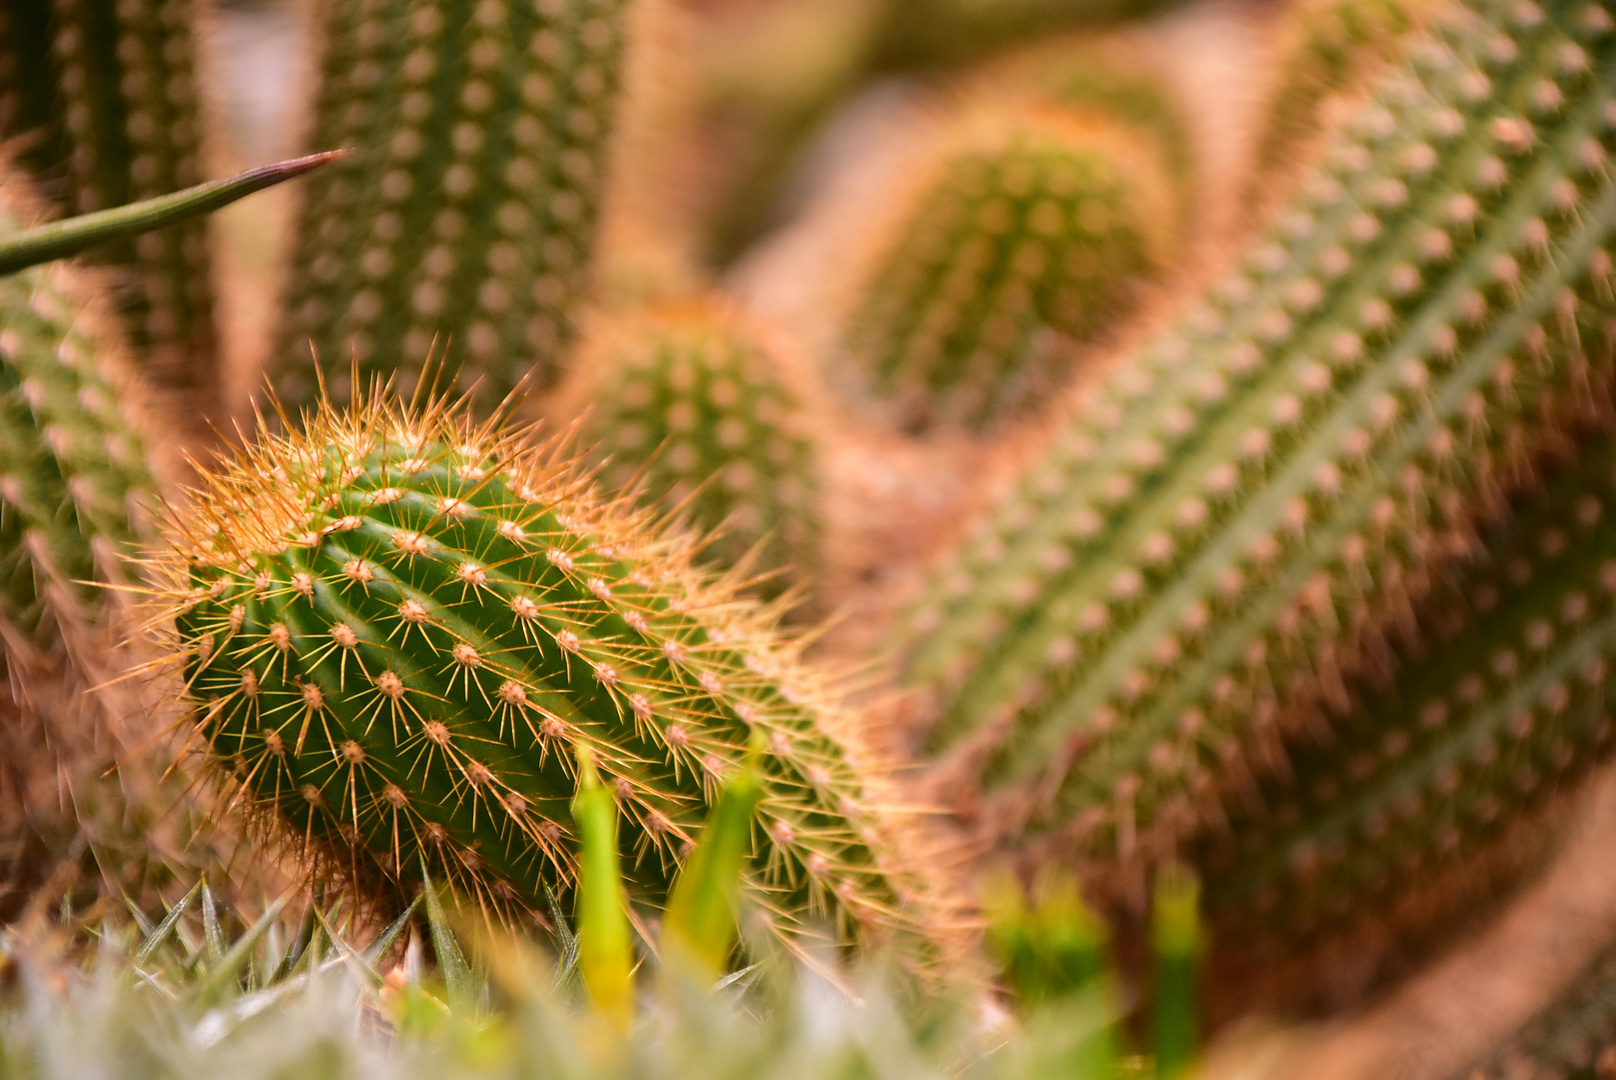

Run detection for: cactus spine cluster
[[0, 0, 218, 414], [557, 303, 822, 606], [898, 0, 1616, 875], [844, 111, 1174, 433], [163, 393, 929, 957], [275, 0, 632, 411]]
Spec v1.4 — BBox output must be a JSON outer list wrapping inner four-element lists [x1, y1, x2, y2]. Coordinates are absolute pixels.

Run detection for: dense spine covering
[[0, 178, 169, 913], [844, 112, 1172, 433], [1196, 416, 1616, 944], [897, 0, 1616, 870], [275, 0, 633, 412], [162, 394, 929, 958], [559, 304, 822, 606], [0, 0, 218, 415]]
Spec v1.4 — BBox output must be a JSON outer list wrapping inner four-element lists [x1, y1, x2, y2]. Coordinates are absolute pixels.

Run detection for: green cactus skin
[[1194, 415, 1616, 949], [558, 303, 822, 607], [845, 112, 1172, 433], [895, 0, 1616, 871], [274, 0, 633, 413], [0, 0, 219, 416], [0, 178, 175, 915], [163, 393, 933, 960]]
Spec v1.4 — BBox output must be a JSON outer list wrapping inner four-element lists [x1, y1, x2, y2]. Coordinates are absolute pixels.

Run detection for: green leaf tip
[[663, 743, 765, 977], [0, 150, 346, 277]]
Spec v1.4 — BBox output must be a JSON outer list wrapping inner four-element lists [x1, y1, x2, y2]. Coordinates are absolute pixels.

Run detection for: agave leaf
[[135, 882, 201, 967], [420, 865, 475, 1015], [663, 742, 764, 978], [1151, 867, 1200, 1080], [0, 152, 343, 276], [573, 745, 633, 1031], [193, 892, 292, 1007]]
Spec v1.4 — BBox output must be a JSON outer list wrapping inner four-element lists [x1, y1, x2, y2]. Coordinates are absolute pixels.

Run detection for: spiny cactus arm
[[1455, 933, 1616, 1078], [0, 153, 344, 278], [557, 303, 823, 605], [899, 1, 1616, 862], [3, 0, 221, 412], [843, 110, 1174, 433], [865, 0, 1184, 75], [275, 0, 634, 411], [165, 394, 941, 961], [1197, 420, 1616, 939]]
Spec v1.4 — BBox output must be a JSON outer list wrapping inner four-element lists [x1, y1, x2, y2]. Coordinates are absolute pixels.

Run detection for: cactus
[[843, 110, 1175, 433], [160, 391, 937, 961], [1194, 411, 1616, 953], [1251, 0, 1430, 186], [0, 174, 176, 913], [896, 0, 1616, 876], [554, 303, 822, 606], [0, 0, 220, 416], [273, 0, 634, 412]]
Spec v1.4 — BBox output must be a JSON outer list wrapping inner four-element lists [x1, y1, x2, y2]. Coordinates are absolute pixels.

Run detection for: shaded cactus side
[[162, 392, 948, 962], [894, 1, 1616, 869], [843, 110, 1175, 433], [0, 0, 219, 416], [1194, 410, 1616, 949], [555, 303, 823, 607], [274, 0, 634, 412]]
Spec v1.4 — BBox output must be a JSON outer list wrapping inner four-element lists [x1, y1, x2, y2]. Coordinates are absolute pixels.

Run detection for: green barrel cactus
[[0, 0, 219, 416], [844, 111, 1174, 433], [161, 392, 933, 958], [1195, 415, 1616, 949], [275, 0, 634, 412], [896, 0, 1616, 873], [555, 302, 822, 607]]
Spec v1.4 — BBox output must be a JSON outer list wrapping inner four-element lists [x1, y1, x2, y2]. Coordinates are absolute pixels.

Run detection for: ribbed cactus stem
[[0, 0, 219, 413], [275, 0, 633, 411], [558, 303, 822, 605], [845, 110, 1173, 433], [898, 0, 1616, 870], [1196, 414, 1616, 942], [162, 393, 933, 960]]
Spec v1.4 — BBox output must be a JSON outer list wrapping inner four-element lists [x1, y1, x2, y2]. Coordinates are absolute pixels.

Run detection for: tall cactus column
[[0, 0, 219, 417], [275, 0, 634, 411], [896, 0, 1616, 881]]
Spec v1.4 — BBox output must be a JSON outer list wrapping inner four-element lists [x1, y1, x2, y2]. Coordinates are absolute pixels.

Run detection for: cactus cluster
[[842, 110, 1175, 433], [899, 0, 1616, 884], [557, 303, 823, 605], [274, 0, 632, 411], [162, 393, 931, 958]]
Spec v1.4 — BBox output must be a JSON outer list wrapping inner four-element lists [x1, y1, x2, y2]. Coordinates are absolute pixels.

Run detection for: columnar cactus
[[843, 111, 1174, 433], [162, 392, 934, 958], [0, 176, 172, 913], [1195, 413, 1616, 947], [0, 0, 218, 415], [555, 303, 822, 606], [898, 0, 1616, 875], [275, 0, 634, 412]]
